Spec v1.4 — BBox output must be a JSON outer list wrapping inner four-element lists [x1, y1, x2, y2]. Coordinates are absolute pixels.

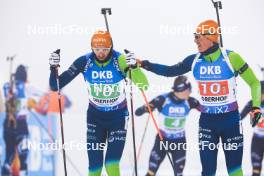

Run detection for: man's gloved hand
[[135, 106, 147, 116], [250, 107, 262, 127], [49, 49, 60, 68], [135, 104, 154, 116], [125, 51, 137, 69], [140, 60, 151, 70]]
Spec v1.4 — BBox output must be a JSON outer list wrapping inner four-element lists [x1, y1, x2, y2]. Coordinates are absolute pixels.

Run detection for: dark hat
[[172, 75, 191, 92], [15, 65, 27, 82]]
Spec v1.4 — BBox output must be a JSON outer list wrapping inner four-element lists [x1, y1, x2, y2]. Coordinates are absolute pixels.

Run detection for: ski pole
[[132, 115, 150, 176], [136, 115, 150, 161], [6, 55, 16, 82], [101, 8, 112, 32], [211, 0, 223, 47], [29, 111, 83, 176], [140, 90, 175, 173], [124, 49, 138, 176], [53, 49, 68, 176]]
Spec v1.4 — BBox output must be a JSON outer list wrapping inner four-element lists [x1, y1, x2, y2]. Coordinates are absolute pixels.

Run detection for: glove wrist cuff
[[50, 65, 58, 71]]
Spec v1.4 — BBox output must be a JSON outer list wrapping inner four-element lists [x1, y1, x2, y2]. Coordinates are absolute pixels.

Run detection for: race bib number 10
[[199, 81, 229, 96]]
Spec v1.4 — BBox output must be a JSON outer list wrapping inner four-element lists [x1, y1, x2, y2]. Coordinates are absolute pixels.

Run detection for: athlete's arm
[[229, 52, 261, 107], [49, 56, 87, 91], [135, 95, 165, 116], [140, 54, 196, 77], [188, 97, 200, 111], [240, 101, 252, 120], [118, 54, 149, 91]]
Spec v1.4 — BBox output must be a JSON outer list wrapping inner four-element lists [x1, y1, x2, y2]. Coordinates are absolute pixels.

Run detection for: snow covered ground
[[1, 0, 264, 175]]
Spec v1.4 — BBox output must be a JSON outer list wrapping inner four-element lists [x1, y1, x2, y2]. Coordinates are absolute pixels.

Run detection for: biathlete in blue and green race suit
[[138, 20, 262, 176], [49, 30, 149, 176], [136, 76, 200, 176]]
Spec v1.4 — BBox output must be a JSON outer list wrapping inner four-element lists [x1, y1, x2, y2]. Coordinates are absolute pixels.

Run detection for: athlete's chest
[[161, 99, 190, 117], [83, 60, 124, 84], [193, 57, 234, 80]]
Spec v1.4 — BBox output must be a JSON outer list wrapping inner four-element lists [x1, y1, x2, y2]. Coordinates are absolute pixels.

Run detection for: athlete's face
[[194, 34, 214, 53], [174, 89, 191, 100], [93, 47, 111, 61]]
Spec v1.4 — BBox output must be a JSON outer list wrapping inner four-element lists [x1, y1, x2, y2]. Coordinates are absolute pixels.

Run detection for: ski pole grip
[[101, 8, 112, 15]]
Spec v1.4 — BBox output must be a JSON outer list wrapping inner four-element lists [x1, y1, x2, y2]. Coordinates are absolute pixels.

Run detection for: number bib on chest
[[192, 50, 238, 114], [158, 95, 190, 139], [83, 53, 127, 112]]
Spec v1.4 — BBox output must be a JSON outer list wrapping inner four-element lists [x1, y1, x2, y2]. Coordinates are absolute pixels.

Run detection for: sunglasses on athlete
[[92, 48, 111, 52], [193, 33, 216, 40]]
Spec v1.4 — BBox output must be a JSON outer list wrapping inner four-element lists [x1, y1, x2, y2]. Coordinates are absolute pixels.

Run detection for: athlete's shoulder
[[221, 48, 234, 54], [160, 92, 170, 99], [112, 50, 126, 71], [112, 49, 122, 56], [184, 53, 198, 61], [188, 96, 199, 101], [151, 94, 167, 108], [188, 96, 199, 104], [72, 54, 90, 72], [224, 50, 246, 69], [188, 96, 200, 109], [183, 53, 199, 66], [82, 51, 94, 60], [225, 49, 241, 60], [112, 50, 125, 61], [76, 55, 88, 63]]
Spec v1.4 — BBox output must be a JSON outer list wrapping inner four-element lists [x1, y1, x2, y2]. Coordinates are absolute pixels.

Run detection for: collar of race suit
[[201, 43, 219, 56], [93, 49, 113, 66], [168, 92, 186, 104], [201, 43, 221, 63]]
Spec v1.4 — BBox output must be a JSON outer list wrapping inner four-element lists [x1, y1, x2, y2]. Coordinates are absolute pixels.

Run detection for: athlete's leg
[[16, 118, 29, 174], [87, 110, 107, 176], [199, 113, 220, 176], [2, 119, 16, 176], [170, 138, 186, 176], [221, 111, 243, 176], [16, 135, 28, 174], [105, 116, 128, 176], [251, 135, 264, 176], [145, 135, 166, 176]]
